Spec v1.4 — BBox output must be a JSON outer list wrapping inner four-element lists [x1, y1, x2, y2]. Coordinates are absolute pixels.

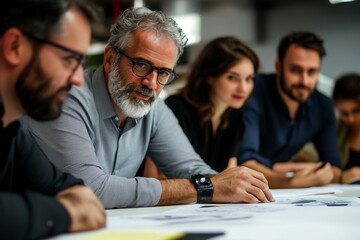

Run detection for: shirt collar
[[298, 93, 313, 118]]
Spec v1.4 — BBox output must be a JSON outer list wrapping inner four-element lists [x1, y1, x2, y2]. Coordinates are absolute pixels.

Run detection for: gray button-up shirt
[[23, 66, 217, 208]]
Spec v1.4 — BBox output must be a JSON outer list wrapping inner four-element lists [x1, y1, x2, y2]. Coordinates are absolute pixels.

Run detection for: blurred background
[[87, 0, 360, 97]]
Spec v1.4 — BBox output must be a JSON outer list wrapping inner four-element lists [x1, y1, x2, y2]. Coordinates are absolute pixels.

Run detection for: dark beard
[[16, 55, 70, 121], [279, 69, 314, 104]]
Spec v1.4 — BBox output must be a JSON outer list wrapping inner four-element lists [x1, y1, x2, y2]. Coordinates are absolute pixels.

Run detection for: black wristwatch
[[190, 174, 214, 203]]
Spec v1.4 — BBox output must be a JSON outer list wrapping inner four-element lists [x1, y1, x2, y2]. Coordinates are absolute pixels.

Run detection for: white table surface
[[51, 184, 360, 240]]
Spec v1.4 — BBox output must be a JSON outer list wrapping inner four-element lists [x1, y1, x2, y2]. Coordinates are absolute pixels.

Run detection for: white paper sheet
[[106, 185, 360, 240], [270, 186, 343, 198]]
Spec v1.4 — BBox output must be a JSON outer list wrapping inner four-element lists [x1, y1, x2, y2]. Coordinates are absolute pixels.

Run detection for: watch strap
[[191, 175, 214, 203]]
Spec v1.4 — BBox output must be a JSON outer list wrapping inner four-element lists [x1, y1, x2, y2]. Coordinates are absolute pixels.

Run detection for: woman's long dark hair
[[180, 36, 259, 128]]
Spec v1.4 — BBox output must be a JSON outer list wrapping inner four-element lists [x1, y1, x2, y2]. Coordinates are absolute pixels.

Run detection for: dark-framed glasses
[[23, 32, 89, 73], [112, 46, 176, 86]]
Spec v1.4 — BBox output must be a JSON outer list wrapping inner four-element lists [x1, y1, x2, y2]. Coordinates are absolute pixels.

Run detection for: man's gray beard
[[107, 63, 157, 119]]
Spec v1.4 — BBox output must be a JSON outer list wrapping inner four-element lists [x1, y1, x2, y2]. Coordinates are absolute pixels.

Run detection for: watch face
[[191, 175, 214, 203], [195, 177, 213, 189]]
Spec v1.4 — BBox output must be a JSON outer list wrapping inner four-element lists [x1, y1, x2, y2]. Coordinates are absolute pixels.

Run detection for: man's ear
[[1, 28, 25, 66], [103, 45, 115, 73], [275, 60, 281, 76]]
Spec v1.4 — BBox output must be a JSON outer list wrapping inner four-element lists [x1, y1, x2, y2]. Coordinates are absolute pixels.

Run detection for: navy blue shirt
[[237, 74, 343, 169]]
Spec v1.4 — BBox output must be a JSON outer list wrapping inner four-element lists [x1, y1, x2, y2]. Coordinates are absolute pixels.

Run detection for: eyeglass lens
[[23, 32, 88, 73], [113, 46, 175, 85], [132, 62, 173, 85], [72, 55, 89, 73]]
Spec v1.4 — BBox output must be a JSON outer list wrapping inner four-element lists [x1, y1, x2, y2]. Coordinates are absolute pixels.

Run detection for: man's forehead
[[338, 100, 360, 110], [283, 46, 321, 70], [50, 7, 91, 55], [286, 63, 320, 70], [126, 30, 177, 68], [285, 44, 321, 61], [129, 30, 175, 50]]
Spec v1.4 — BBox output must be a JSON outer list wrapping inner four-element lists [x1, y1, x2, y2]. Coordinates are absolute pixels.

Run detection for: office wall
[[252, 1, 360, 79], [93, 0, 359, 95], [185, 1, 360, 81], [184, 2, 257, 67]]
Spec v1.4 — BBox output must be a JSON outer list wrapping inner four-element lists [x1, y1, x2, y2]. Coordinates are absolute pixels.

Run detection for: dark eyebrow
[[227, 71, 240, 76], [289, 64, 302, 69], [159, 67, 173, 72], [289, 64, 319, 71], [227, 71, 255, 77], [308, 68, 319, 72]]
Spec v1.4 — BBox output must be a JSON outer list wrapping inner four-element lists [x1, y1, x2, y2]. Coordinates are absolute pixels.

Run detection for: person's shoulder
[[310, 90, 333, 106], [71, 69, 94, 94], [253, 73, 276, 93], [247, 73, 275, 105], [308, 90, 335, 119], [165, 94, 193, 114], [68, 68, 99, 104], [165, 94, 186, 106], [144, 98, 177, 129], [148, 97, 169, 115], [255, 73, 276, 84]]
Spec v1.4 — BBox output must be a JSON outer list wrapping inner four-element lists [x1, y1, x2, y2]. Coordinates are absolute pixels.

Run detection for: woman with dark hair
[[333, 73, 360, 184], [144, 36, 259, 176]]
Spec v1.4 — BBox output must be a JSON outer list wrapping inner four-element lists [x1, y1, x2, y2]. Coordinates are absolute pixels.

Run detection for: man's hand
[[273, 162, 319, 173], [292, 162, 334, 186], [244, 160, 335, 188], [211, 166, 274, 203], [341, 167, 360, 184], [56, 185, 106, 232]]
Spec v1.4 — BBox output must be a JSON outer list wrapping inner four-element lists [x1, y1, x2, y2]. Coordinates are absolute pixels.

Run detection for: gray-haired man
[[25, 7, 274, 208]]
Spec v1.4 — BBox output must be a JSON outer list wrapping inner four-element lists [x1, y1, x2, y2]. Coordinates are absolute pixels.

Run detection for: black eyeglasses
[[112, 46, 176, 86], [23, 32, 89, 73]]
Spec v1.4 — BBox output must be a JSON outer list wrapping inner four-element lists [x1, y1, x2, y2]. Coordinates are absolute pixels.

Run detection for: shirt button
[[114, 170, 118, 174], [46, 220, 54, 228], [115, 117, 119, 121]]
